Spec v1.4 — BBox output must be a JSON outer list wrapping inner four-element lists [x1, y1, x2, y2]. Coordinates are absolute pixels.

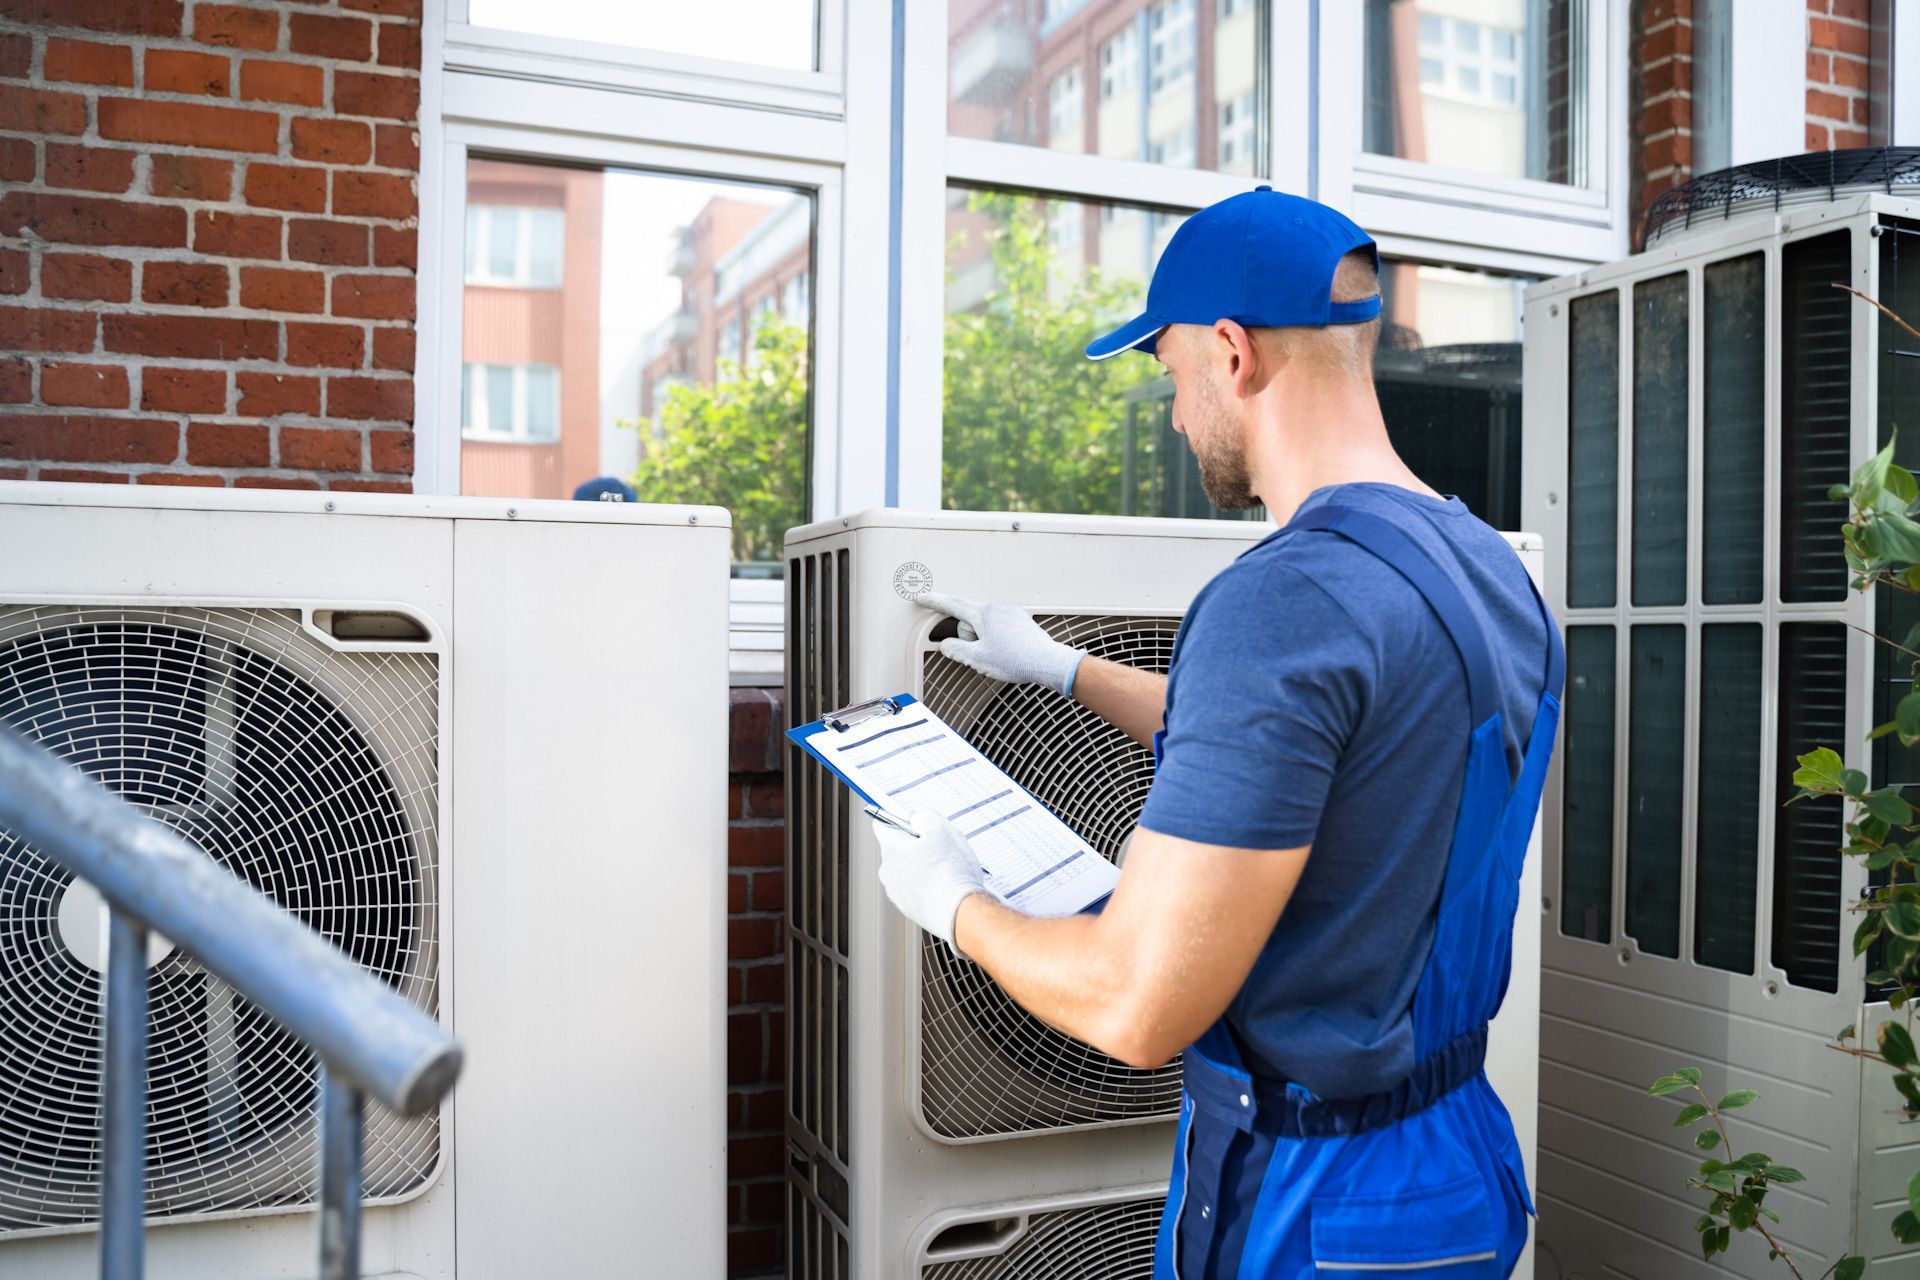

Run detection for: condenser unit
[[1522, 150, 1920, 1277], [784, 508, 1547, 1279], [0, 482, 730, 1279]]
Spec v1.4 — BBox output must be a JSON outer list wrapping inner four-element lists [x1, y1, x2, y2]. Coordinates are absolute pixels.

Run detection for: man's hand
[[871, 809, 989, 952], [919, 593, 1085, 695]]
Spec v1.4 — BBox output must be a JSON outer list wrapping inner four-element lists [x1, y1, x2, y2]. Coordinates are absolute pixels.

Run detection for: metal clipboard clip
[[822, 695, 904, 733]]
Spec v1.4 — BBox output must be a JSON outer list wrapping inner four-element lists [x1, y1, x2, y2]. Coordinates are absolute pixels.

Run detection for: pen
[[864, 805, 919, 837]]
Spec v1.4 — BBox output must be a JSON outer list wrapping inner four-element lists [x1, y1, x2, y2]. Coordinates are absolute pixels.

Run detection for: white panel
[[1728, 0, 1807, 168]]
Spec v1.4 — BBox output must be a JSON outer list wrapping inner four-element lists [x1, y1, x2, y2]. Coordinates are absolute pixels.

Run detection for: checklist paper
[[788, 695, 1119, 917]]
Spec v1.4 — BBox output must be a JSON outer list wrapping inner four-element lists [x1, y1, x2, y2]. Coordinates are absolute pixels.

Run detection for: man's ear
[[1215, 319, 1260, 397]]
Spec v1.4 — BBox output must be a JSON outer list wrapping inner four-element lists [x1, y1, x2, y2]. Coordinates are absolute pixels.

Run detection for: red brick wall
[[1806, 0, 1872, 151], [1632, 0, 1695, 248], [727, 686, 786, 1279], [0, 0, 420, 490]]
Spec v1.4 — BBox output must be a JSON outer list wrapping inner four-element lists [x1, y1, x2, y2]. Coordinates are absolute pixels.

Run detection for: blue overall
[[1153, 504, 1564, 1279]]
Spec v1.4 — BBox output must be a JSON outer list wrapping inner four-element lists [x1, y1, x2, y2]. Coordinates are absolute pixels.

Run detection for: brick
[[727, 1228, 777, 1274], [41, 363, 129, 409], [0, 467, 25, 480], [371, 325, 413, 371], [239, 265, 324, 313], [44, 145, 136, 194], [742, 1174, 782, 1219], [0, 414, 176, 464], [1833, 53, 1871, 90], [41, 469, 133, 484], [244, 162, 328, 213], [1809, 88, 1853, 122], [374, 123, 418, 170], [0, 360, 29, 404], [728, 872, 748, 913], [1807, 51, 1832, 83], [727, 916, 779, 960], [288, 218, 368, 265], [236, 475, 322, 490], [0, 305, 97, 353], [98, 99, 279, 154], [279, 426, 361, 470], [1642, 133, 1692, 174], [194, 4, 281, 51], [751, 871, 784, 913], [0, 32, 27, 77], [0, 0, 184, 36], [329, 478, 410, 493], [730, 692, 775, 770], [104, 314, 277, 361], [0, 86, 89, 136], [369, 428, 412, 472], [728, 824, 782, 868], [0, 192, 186, 250], [148, 154, 232, 201], [343, 0, 422, 12], [326, 374, 410, 420], [333, 171, 413, 220], [727, 1134, 782, 1180], [42, 38, 135, 87], [292, 118, 371, 165], [1855, 96, 1873, 124], [1639, 96, 1688, 133], [137, 472, 225, 486], [237, 371, 320, 416], [368, 223, 408, 270], [1834, 127, 1870, 148], [0, 249, 24, 296], [42, 254, 132, 302], [193, 209, 281, 259], [143, 260, 229, 308], [1831, 0, 1869, 20], [378, 21, 421, 69], [744, 780, 784, 820], [335, 70, 417, 121], [727, 1013, 764, 1085], [239, 59, 324, 106], [285, 320, 365, 368], [1810, 16, 1872, 56], [332, 273, 413, 321], [743, 962, 783, 1004], [290, 12, 373, 61], [147, 48, 231, 96], [184, 421, 269, 467], [1808, 122, 1832, 151], [142, 367, 228, 413], [1641, 58, 1690, 98], [0, 137, 33, 185]]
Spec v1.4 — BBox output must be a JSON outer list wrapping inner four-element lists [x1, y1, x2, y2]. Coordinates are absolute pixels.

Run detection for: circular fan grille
[[921, 1194, 1163, 1280], [917, 615, 1183, 1139], [0, 607, 440, 1234]]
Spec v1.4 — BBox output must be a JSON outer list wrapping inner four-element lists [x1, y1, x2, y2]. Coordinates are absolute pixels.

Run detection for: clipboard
[[787, 694, 1119, 916]]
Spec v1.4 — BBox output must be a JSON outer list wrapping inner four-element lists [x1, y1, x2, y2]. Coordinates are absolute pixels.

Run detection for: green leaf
[[1759, 1206, 1781, 1224], [1869, 970, 1895, 985], [1854, 437, 1898, 508], [1882, 1021, 1919, 1069], [1694, 1213, 1716, 1233], [1649, 1074, 1696, 1097], [1714, 1226, 1731, 1255], [1696, 1128, 1722, 1151], [1673, 1103, 1709, 1127], [1868, 789, 1915, 826], [1896, 1210, 1920, 1245], [1726, 1152, 1772, 1174], [1857, 913, 1886, 957], [1872, 719, 1902, 741], [1727, 1195, 1756, 1231], [1876, 510, 1920, 563], [1900, 692, 1920, 746], [1834, 1258, 1867, 1280], [1796, 747, 1848, 791], [1890, 462, 1919, 507], [1895, 1072, 1920, 1110], [1840, 1022, 1859, 1041], [1703, 1169, 1739, 1192], [1833, 482, 1859, 502], [1716, 1090, 1760, 1111], [1908, 1167, 1920, 1217], [1867, 846, 1907, 871], [1889, 901, 1920, 940], [1765, 1166, 1806, 1183], [1844, 769, 1872, 799], [1676, 1066, 1702, 1085]]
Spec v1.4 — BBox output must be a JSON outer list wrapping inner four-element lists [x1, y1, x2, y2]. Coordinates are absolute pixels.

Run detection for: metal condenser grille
[[921, 1193, 1163, 1280], [916, 615, 1183, 1138], [0, 606, 440, 1233]]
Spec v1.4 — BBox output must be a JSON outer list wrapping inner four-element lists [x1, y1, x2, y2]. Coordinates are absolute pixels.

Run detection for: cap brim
[[1084, 313, 1167, 361]]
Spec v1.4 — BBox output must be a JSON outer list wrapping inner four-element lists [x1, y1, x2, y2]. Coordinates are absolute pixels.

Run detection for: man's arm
[[952, 827, 1309, 1069], [1070, 655, 1167, 749]]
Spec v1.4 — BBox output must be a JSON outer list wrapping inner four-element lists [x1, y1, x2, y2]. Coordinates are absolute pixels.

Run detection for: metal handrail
[[0, 726, 463, 1279]]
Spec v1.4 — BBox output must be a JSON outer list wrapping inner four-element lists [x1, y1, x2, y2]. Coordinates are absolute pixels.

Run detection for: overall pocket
[[1309, 1174, 1502, 1276]]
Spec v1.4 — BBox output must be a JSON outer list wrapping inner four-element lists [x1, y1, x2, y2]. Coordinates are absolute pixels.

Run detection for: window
[[461, 363, 560, 441], [1148, 0, 1195, 97], [1218, 92, 1256, 171], [1048, 66, 1083, 150], [457, 158, 813, 567], [464, 204, 566, 287], [1147, 125, 1195, 168], [1100, 27, 1138, 101], [1364, 0, 1589, 186], [462, 0, 818, 71]]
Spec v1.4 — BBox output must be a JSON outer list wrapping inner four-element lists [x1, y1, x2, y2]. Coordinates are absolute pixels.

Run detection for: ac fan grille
[[916, 615, 1184, 1139], [0, 606, 439, 1234], [921, 1193, 1163, 1280]]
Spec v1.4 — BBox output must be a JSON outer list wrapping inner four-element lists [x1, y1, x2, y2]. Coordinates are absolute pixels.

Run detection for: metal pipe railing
[[0, 726, 464, 1278]]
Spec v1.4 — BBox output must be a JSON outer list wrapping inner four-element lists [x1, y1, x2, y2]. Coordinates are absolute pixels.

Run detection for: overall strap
[[1291, 506, 1502, 729]]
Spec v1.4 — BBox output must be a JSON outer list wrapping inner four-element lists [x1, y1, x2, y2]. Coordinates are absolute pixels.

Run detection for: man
[[872, 187, 1561, 1278]]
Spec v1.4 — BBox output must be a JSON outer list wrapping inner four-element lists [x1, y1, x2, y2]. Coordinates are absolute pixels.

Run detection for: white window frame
[[461, 361, 561, 442], [464, 204, 565, 287]]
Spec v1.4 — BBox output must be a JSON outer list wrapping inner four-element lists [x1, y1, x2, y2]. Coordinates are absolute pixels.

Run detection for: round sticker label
[[893, 561, 933, 600]]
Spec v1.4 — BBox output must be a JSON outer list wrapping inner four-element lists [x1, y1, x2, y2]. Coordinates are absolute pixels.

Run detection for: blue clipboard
[[785, 693, 925, 810]]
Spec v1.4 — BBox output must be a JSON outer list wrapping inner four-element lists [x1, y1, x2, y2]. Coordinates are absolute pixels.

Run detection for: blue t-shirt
[[1137, 482, 1550, 1100]]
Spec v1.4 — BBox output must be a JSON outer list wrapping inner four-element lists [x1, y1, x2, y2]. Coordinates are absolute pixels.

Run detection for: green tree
[[626, 316, 810, 565], [943, 191, 1159, 513]]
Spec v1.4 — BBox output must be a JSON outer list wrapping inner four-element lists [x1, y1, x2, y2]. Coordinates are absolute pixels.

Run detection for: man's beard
[[1186, 378, 1257, 510]]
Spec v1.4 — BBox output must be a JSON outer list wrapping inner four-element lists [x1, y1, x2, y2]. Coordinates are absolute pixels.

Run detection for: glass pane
[[1702, 254, 1764, 604], [1695, 624, 1760, 973], [1781, 231, 1853, 603], [1626, 625, 1685, 959], [1567, 290, 1619, 608], [487, 209, 518, 280], [1364, 0, 1588, 185], [1561, 625, 1615, 943], [944, 188, 1228, 518], [1631, 272, 1688, 607], [1774, 623, 1846, 992], [1375, 260, 1530, 529], [461, 157, 813, 570], [465, 0, 816, 71], [947, 0, 1266, 177]]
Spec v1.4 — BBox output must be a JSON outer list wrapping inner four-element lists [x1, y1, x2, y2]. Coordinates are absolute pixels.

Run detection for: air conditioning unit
[[0, 482, 730, 1279], [784, 508, 1546, 1278], [1522, 153, 1920, 1276]]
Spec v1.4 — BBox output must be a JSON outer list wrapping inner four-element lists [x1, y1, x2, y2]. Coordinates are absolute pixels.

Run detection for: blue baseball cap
[[1085, 186, 1380, 361]]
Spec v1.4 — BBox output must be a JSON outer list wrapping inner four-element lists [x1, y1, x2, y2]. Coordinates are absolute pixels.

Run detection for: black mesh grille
[[1644, 146, 1920, 243]]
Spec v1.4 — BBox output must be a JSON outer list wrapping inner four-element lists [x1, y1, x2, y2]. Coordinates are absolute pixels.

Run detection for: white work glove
[[919, 592, 1086, 696], [872, 809, 988, 954]]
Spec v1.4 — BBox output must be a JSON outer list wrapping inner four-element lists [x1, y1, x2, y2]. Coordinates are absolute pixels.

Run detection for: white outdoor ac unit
[[784, 508, 1546, 1279], [1522, 163, 1920, 1276], [0, 481, 730, 1280]]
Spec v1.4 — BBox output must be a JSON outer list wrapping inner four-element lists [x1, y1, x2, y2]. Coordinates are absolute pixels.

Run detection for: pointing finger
[[918, 591, 981, 628]]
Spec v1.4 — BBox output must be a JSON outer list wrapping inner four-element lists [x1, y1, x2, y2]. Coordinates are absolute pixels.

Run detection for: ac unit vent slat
[[921, 1193, 1162, 1279]]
